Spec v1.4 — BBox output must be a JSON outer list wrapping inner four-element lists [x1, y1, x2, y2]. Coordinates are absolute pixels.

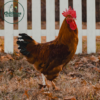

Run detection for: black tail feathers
[[18, 33, 33, 41], [17, 33, 33, 56]]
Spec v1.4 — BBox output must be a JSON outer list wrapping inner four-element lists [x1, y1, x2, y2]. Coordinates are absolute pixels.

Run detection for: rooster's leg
[[42, 74, 46, 86], [38, 74, 46, 89], [42, 74, 50, 90], [39, 74, 51, 90], [52, 81, 60, 91]]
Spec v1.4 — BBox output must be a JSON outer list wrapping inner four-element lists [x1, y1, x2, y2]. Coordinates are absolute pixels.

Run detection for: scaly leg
[[42, 74, 46, 86], [42, 74, 50, 89], [39, 74, 50, 91], [38, 74, 46, 89]]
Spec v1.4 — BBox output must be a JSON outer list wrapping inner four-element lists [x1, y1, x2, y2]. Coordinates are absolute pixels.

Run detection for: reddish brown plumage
[[20, 18, 78, 81]]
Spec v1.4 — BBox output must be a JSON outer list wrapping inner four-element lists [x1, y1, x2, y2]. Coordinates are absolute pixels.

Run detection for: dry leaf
[[75, 62, 82, 68], [0, 47, 2, 52], [68, 72, 82, 78], [94, 67, 100, 73], [81, 57, 88, 63], [75, 65, 79, 68], [90, 55, 99, 62], [75, 62, 82, 65], [92, 84, 100, 92], [98, 56, 100, 60], [43, 92, 58, 99], [79, 64, 84, 67], [1, 56, 5, 59], [81, 80, 87, 85], [0, 56, 8, 61], [14, 52, 20, 56], [64, 96, 76, 100], [7, 54, 13, 60], [23, 90, 29, 98], [87, 64, 95, 68], [19, 66, 23, 71]]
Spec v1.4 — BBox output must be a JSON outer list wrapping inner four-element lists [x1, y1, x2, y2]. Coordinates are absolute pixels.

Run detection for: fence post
[[4, 0, 13, 53], [46, 0, 55, 42], [73, 0, 82, 54], [87, 0, 96, 54], [18, 0, 27, 34], [32, 0, 41, 43], [60, 0, 68, 27]]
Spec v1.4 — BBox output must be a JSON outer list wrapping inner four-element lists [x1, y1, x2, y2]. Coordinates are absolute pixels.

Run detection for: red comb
[[62, 6, 76, 18]]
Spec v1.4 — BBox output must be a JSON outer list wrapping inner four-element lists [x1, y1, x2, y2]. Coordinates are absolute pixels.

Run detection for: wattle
[[69, 21, 77, 30]]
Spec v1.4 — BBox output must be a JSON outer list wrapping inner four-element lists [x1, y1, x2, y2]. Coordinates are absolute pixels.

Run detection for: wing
[[36, 43, 71, 75]]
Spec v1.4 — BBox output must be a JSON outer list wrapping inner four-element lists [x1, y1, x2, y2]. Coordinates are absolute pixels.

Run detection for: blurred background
[[0, 0, 100, 53], [0, 0, 100, 22], [1, 1, 100, 100]]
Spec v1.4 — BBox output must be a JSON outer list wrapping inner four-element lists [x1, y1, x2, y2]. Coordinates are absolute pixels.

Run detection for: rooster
[[17, 7, 78, 90]]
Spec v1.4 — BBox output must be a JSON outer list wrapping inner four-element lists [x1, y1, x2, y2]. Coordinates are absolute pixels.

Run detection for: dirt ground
[[0, 52, 100, 100]]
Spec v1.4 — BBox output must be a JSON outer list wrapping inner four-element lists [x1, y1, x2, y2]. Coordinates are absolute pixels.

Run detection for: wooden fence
[[0, 0, 99, 54]]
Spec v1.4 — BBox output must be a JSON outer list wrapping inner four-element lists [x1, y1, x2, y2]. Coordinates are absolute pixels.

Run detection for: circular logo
[[1, 1, 25, 24]]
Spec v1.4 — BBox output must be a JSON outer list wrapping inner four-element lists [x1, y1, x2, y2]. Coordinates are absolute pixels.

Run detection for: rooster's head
[[62, 6, 77, 30]]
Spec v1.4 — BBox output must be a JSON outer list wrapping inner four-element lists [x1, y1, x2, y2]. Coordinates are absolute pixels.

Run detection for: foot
[[45, 79, 51, 89], [52, 81, 60, 91], [53, 86, 60, 91]]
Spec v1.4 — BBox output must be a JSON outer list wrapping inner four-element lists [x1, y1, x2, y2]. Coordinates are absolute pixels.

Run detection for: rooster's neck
[[57, 18, 78, 45]]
